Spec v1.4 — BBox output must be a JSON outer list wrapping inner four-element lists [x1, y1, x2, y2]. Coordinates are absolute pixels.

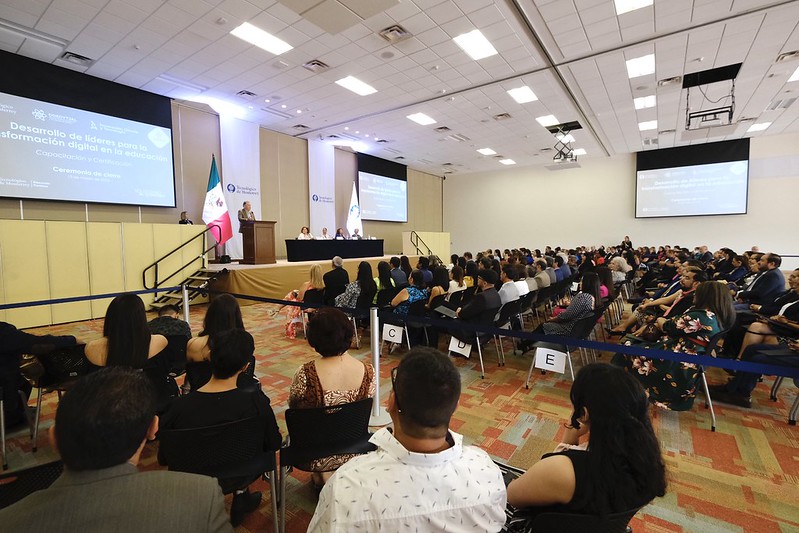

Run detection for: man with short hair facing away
[[533, 259, 551, 289], [0, 367, 232, 532], [147, 304, 191, 339], [308, 347, 506, 532], [323, 256, 350, 305], [389, 256, 408, 287]]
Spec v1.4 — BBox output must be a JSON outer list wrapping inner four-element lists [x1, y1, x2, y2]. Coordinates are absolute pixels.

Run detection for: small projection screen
[[357, 153, 408, 222], [635, 138, 749, 218], [0, 50, 175, 207]]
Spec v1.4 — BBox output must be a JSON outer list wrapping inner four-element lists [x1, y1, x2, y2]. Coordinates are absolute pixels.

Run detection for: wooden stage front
[[208, 255, 417, 305]]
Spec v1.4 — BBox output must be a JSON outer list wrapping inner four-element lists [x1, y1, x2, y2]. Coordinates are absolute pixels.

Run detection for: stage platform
[[208, 255, 414, 304]]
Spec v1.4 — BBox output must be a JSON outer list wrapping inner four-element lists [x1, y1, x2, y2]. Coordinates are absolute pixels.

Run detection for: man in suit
[[735, 253, 785, 310], [323, 256, 350, 305], [450, 269, 502, 344], [0, 367, 232, 533], [389, 256, 408, 287], [237, 200, 255, 233]]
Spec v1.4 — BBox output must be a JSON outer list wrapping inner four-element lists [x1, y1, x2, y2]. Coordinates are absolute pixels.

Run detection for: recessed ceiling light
[[789, 65, 799, 82], [264, 99, 270, 103], [230, 22, 292, 55], [614, 0, 653, 15], [477, 148, 497, 155], [638, 120, 658, 131], [536, 115, 559, 127], [573, 148, 587, 156], [499, 159, 516, 165], [634, 95, 657, 109], [555, 133, 575, 143], [364, 134, 369, 137], [281, 104, 287, 108], [407, 112, 437, 126], [296, 109, 302, 114], [344, 127, 349, 130], [507, 86, 538, 104], [747, 122, 772, 132], [335, 75, 377, 96], [626, 54, 655, 78], [453, 29, 498, 61]]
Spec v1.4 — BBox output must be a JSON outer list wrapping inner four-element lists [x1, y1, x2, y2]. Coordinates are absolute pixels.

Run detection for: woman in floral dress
[[613, 281, 735, 411]]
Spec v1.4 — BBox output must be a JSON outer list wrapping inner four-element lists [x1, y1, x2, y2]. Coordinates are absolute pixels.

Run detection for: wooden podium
[[241, 221, 276, 265]]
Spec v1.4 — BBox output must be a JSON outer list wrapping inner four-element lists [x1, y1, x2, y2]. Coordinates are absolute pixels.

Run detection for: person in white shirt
[[318, 227, 332, 240], [297, 226, 315, 240], [308, 347, 506, 533], [512, 264, 530, 298], [498, 264, 520, 305]]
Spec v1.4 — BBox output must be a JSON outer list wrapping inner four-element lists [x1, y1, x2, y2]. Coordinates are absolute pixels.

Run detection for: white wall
[[444, 133, 799, 263]]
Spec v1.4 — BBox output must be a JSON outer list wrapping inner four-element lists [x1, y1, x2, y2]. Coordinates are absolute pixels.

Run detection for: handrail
[[409, 231, 432, 257], [142, 224, 221, 290]]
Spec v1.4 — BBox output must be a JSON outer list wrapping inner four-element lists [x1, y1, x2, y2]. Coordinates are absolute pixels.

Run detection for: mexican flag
[[202, 155, 233, 244]]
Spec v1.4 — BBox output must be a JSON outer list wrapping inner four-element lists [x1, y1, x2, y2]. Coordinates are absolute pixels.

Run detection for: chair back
[[303, 288, 325, 308], [281, 398, 375, 469], [495, 300, 522, 327], [159, 415, 274, 479], [164, 335, 189, 374], [0, 461, 63, 510], [518, 291, 535, 313], [355, 286, 377, 310], [35, 345, 93, 389], [461, 285, 478, 304], [705, 327, 732, 357], [376, 287, 401, 308], [447, 290, 464, 308], [570, 314, 602, 341], [428, 293, 447, 311], [508, 506, 642, 533]]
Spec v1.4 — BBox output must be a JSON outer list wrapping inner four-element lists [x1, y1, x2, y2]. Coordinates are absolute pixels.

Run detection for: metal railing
[[409, 231, 433, 257], [142, 224, 220, 290]]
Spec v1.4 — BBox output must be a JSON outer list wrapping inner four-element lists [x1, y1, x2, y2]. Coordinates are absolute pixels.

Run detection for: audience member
[[280, 263, 325, 339], [417, 256, 434, 285], [426, 265, 449, 308], [289, 308, 375, 487], [373, 260, 396, 303], [323, 256, 350, 305], [0, 322, 79, 430], [613, 281, 735, 410], [0, 367, 232, 532], [533, 259, 551, 289], [147, 304, 191, 339], [389, 256, 408, 287], [334, 261, 376, 309], [186, 293, 253, 391], [464, 260, 479, 287], [735, 253, 785, 309], [308, 347, 506, 532], [499, 264, 520, 305], [399, 255, 413, 281], [447, 265, 467, 299], [451, 269, 502, 344], [390, 269, 428, 320], [160, 329, 281, 526], [507, 364, 666, 518]]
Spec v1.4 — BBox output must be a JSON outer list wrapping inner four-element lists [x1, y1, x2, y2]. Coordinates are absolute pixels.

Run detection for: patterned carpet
[[6, 301, 799, 533]]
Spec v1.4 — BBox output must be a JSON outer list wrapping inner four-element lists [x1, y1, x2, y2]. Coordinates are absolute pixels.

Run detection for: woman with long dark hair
[[186, 293, 250, 390], [373, 260, 395, 304], [335, 261, 377, 308], [507, 363, 667, 516], [399, 255, 413, 281], [464, 261, 479, 288], [86, 293, 167, 368], [426, 266, 450, 308], [613, 281, 735, 410]]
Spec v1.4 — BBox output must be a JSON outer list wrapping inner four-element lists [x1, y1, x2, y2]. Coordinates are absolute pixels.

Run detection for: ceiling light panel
[[453, 30, 498, 61], [407, 112, 437, 125], [230, 23, 293, 55], [536, 115, 559, 127], [477, 148, 497, 155], [789, 65, 799, 83], [573, 148, 587, 156], [638, 120, 657, 131], [747, 122, 771, 132], [626, 54, 655, 78], [614, 0, 653, 16], [499, 159, 516, 165], [335, 76, 377, 96], [507, 86, 538, 104], [634, 95, 656, 109]]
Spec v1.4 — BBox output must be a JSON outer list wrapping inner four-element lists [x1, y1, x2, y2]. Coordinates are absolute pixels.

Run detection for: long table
[[285, 239, 384, 262]]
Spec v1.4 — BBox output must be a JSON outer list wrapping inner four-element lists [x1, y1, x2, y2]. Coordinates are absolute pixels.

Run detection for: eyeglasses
[[391, 366, 402, 413]]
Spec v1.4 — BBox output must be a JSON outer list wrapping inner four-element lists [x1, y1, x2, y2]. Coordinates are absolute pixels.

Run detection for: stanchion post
[[369, 306, 392, 427], [182, 284, 190, 325]]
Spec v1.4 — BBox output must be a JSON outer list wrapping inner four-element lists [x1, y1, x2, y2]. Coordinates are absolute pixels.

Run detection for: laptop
[[434, 305, 458, 319]]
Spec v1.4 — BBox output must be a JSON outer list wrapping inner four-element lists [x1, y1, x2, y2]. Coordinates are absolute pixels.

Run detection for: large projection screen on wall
[[635, 139, 749, 218], [357, 153, 408, 222], [0, 50, 175, 207]]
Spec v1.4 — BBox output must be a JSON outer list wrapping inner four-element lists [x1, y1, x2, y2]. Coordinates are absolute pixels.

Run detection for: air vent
[[376, 139, 390, 143], [261, 108, 292, 119], [382, 147, 401, 155], [379, 24, 412, 44], [493, 113, 512, 121], [419, 158, 434, 164], [303, 59, 329, 73], [658, 129, 676, 135], [443, 169, 455, 174], [236, 90, 257, 97], [642, 138, 659, 147], [60, 51, 94, 66], [657, 76, 682, 87], [442, 162, 453, 166], [434, 126, 451, 133], [493, 155, 504, 159], [539, 147, 554, 152], [776, 50, 799, 63], [293, 124, 310, 131], [394, 156, 405, 160], [767, 97, 797, 110], [446, 133, 470, 142]]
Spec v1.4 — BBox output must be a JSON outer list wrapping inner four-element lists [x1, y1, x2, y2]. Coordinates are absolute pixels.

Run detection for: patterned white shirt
[[307, 428, 507, 533]]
